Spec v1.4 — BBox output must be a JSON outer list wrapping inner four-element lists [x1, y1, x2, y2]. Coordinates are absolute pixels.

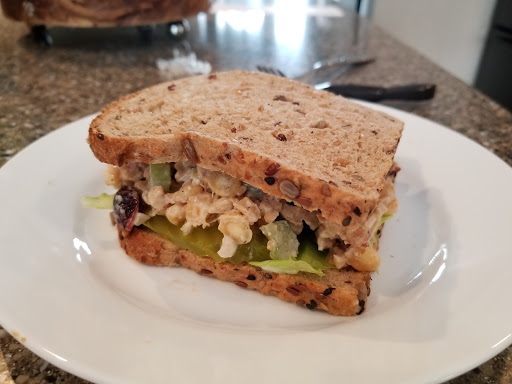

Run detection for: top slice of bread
[[88, 71, 403, 227]]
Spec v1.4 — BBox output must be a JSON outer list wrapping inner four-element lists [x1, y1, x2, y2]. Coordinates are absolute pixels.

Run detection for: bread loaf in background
[[1, 0, 210, 27]]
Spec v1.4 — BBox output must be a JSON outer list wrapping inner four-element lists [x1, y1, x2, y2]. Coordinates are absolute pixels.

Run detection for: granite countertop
[[0, 5, 511, 384]]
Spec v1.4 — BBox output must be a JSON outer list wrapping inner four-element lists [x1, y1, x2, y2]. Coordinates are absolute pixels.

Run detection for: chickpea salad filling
[[83, 161, 398, 276]]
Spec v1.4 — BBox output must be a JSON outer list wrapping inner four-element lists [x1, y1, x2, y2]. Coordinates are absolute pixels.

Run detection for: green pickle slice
[[143, 215, 270, 264], [143, 215, 334, 275], [297, 235, 334, 272]]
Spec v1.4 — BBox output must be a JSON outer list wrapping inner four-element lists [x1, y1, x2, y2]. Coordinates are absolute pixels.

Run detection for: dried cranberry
[[113, 186, 139, 231]]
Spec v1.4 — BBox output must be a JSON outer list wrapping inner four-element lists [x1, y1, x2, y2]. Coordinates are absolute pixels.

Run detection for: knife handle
[[325, 83, 436, 101]]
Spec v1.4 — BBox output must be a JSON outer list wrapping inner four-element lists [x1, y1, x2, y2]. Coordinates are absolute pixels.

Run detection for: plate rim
[[1, 104, 511, 384]]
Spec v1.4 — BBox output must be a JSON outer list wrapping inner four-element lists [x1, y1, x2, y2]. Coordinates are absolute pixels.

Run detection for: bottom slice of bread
[[119, 226, 371, 316]]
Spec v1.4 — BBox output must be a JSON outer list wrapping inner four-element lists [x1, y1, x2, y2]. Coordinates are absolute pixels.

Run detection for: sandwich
[[86, 70, 403, 316]]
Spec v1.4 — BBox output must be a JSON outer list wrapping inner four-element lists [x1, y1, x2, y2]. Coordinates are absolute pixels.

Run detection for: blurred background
[[211, 0, 508, 109], [191, 0, 509, 109], [356, 0, 510, 111], [1, 0, 510, 110]]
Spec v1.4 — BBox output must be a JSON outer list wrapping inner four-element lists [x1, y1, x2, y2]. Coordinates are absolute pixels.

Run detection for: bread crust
[[119, 226, 371, 316], [1, 0, 210, 27], [89, 71, 403, 233]]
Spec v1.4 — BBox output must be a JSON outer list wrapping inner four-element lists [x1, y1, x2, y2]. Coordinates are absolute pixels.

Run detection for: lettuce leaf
[[250, 230, 336, 276], [370, 213, 393, 246], [249, 259, 324, 276], [81, 193, 114, 209]]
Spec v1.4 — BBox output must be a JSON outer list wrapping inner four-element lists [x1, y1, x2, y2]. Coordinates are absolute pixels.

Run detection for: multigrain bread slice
[[119, 226, 371, 316], [89, 71, 403, 235]]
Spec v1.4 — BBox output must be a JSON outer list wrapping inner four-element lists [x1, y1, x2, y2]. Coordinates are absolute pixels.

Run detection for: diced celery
[[149, 164, 171, 192], [260, 221, 299, 260]]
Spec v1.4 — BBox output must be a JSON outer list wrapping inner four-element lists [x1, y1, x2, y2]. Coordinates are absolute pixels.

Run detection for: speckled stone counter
[[0, 5, 511, 384]]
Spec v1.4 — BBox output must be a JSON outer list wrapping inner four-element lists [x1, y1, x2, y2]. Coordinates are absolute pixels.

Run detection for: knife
[[314, 82, 437, 101]]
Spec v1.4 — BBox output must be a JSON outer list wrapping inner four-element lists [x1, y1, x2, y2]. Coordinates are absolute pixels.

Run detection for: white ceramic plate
[[0, 104, 511, 384]]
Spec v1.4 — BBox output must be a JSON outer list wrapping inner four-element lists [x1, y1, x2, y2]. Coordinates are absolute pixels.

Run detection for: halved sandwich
[[87, 70, 403, 316]]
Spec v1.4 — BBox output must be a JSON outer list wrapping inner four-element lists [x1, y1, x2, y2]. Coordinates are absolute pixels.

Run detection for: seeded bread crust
[[119, 226, 371, 316], [89, 71, 403, 233]]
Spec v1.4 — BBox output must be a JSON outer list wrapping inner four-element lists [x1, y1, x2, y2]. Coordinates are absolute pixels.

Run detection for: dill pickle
[[143, 215, 270, 264], [143, 216, 334, 272], [297, 236, 334, 271]]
